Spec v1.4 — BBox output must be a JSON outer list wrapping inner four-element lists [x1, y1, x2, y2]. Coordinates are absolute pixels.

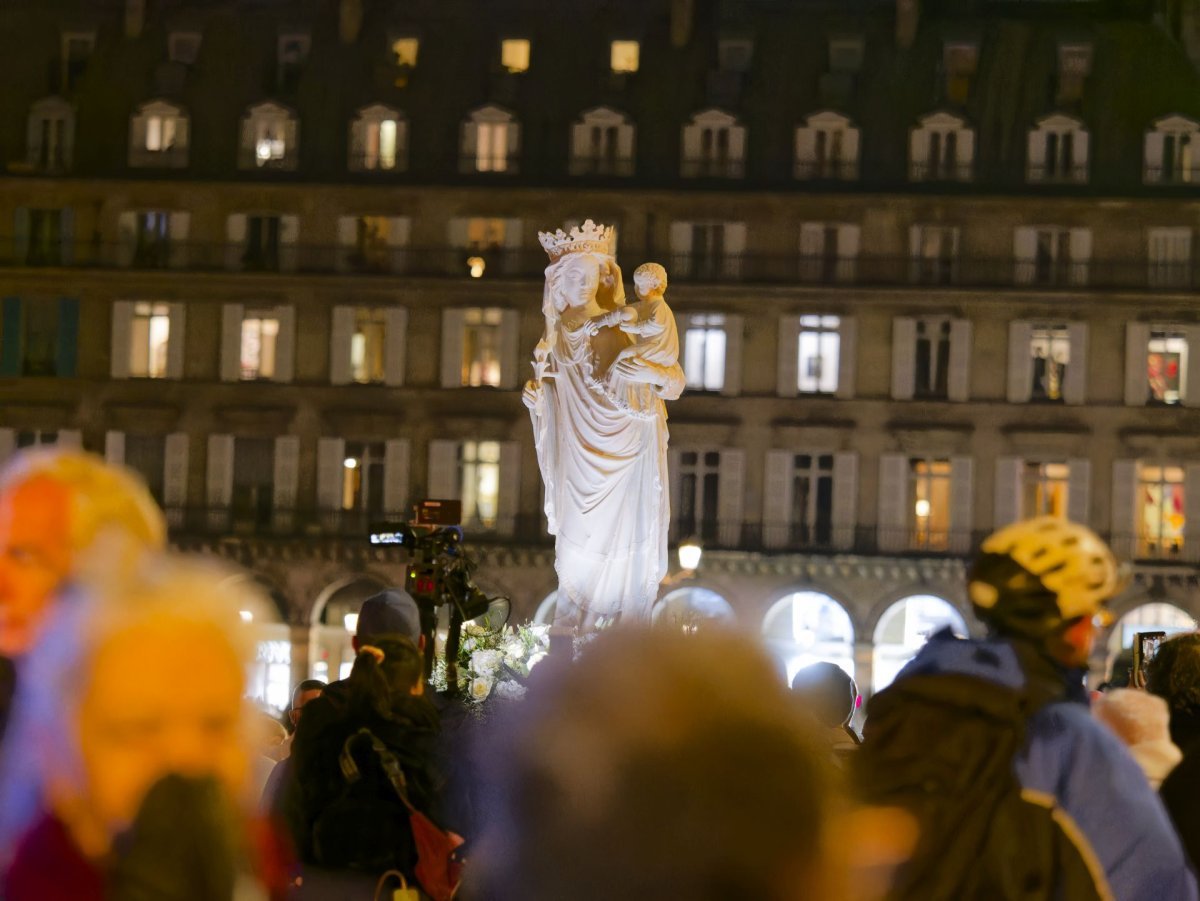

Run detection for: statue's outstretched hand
[[522, 379, 543, 410]]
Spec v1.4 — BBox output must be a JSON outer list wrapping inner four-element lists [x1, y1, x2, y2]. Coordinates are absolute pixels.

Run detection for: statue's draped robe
[[529, 283, 684, 628]]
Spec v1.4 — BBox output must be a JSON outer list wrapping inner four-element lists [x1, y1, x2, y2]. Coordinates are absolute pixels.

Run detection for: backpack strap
[[339, 727, 418, 815]]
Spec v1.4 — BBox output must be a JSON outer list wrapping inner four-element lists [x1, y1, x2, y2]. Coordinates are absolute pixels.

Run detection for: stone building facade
[[2, 0, 1200, 703]]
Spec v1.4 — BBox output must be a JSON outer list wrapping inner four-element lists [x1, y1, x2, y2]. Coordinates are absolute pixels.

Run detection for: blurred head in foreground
[[478, 628, 913, 901], [1, 554, 260, 862], [0, 449, 165, 657]]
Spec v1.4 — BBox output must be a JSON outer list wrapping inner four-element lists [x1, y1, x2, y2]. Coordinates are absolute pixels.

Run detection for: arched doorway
[[224, 573, 292, 712], [311, 575, 389, 683], [534, 591, 557, 625], [762, 591, 855, 684], [872, 595, 968, 692], [653, 587, 735, 633], [1108, 602, 1196, 657]]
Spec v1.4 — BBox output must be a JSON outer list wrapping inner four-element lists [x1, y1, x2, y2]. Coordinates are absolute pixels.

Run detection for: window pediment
[[1032, 113, 1084, 132], [356, 103, 402, 122], [468, 104, 514, 125], [1152, 114, 1200, 134], [578, 106, 629, 126], [245, 101, 294, 120], [804, 110, 853, 129], [916, 111, 969, 131], [689, 108, 739, 128], [137, 99, 184, 118]]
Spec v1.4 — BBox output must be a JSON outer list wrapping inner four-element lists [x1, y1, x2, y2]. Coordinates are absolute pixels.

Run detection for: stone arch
[[653, 586, 736, 633], [871, 594, 968, 693], [309, 572, 392, 626], [761, 589, 856, 684]]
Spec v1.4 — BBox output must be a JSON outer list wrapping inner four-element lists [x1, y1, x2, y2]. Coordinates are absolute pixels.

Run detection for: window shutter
[[1110, 460, 1139, 560], [168, 212, 190, 268], [1189, 134, 1200, 184], [1068, 229, 1092, 286], [273, 305, 295, 383], [27, 110, 44, 166], [105, 430, 125, 465], [949, 456, 974, 553], [316, 438, 345, 512], [569, 121, 590, 172], [908, 128, 928, 180], [716, 448, 745, 547], [440, 309, 466, 387], [1124, 323, 1150, 406], [832, 451, 858, 550], [225, 214, 246, 270], [0, 429, 13, 468], [239, 116, 255, 156], [278, 215, 299, 272], [329, 305, 355, 385], [762, 450, 794, 549], [219, 304, 244, 382], [994, 457, 1022, 527], [1144, 131, 1165, 182], [166, 303, 185, 379], [505, 122, 521, 174], [1185, 325, 1200, 406], [891, 317, 917, 400], [384, 439, 411, 517], [1074, 130, 1090, 181], [117, 211, 138, 267], [1068, 458, 1091, 526], [947, 319, 972, 402], [617, 122, 636, 170], [681, 123, 702, 176], [57, 430, 82, 448], [348, 118, 365, 171], [726, 125, 746, 174], [163, 432, 189, 517], [835, 316, 857, 400], [384, 307, 408, 387], [836, 224, 860, 282], [721, 222, 746, 280], [669, 221, 694, 275], [1027, 128, 1047, 180], [877, 454, 910, 552], [1, 298, 21, 376], [1185, 464, 1200, 563], [13, 208, 30, 264], [497, 441, 521, 536], [59, 208, 75, 266], [273, 436, 301, 525], [427, 440, 460, 499], [907, 225, 923, 282], [336, 216, 357, 272], [776, 314, 801, 397], [842, 127, 861, 178], [388, 217, 411, 272], [283, 118, 299, 169], [111, 301, 134, 379], [798, 222, 824, 281], [56, 297, 78, 377], [502, 218, 523, 275], [173, 116, 189, 154], [498, 309, 522, 389], [206, 434, 234, 508], [1063, 322, 1088, 405], [1013, 228, 1037, 285], [1007, 321, 1033, 402], [720, 313, 743, 397], [459, 120, 478, 174]]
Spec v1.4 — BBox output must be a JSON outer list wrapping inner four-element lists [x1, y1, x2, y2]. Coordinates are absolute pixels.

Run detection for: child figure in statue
[[583, 262, 683, 398]]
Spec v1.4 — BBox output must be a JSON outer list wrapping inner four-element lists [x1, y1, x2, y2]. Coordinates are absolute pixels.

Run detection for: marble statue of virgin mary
[[523, 221, 684, 630]]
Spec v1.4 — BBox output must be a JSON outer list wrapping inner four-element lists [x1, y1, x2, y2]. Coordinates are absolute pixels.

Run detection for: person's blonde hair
[[0, 448, 166, 558]]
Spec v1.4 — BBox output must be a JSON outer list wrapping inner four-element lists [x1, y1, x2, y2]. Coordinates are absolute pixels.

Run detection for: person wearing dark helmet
[[858, 517, 1197, 901]]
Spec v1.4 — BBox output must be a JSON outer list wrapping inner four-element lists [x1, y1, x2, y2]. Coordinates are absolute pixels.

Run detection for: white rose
[[503, 638, 526, 660], [469, 676, 494, 701], [493, 680, 527, 702], [529, 623, 550, 639], [527, 651, 547, 672], [471, 649, 504, 677]]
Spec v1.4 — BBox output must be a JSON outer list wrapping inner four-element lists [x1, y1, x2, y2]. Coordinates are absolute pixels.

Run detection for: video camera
[[369, 500, 509, 686]]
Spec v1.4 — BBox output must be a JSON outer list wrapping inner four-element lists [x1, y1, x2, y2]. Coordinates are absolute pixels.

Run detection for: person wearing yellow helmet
[[857, 516, 1196, 901]]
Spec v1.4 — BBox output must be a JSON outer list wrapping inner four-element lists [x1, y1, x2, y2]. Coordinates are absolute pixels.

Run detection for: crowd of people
[[2, 449, 1200, 899]]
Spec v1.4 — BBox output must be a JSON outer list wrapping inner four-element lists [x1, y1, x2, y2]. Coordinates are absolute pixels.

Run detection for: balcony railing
[[567, 156, 636, 177], [680, 157, 746, 179], [1026, 164, 1089, 185], [793, 159, 859, 181], [3, 239, 1200, 292]]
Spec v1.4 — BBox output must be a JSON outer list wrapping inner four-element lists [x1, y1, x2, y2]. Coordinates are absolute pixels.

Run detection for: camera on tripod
[[369, 500, 509, 687]]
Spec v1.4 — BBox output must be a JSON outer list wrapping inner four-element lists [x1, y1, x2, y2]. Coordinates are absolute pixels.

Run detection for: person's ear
[[289, 709, 300, 727], [410, 680, 425, 697], [351, 636, 360, 653], [417, 634, 426, 652]]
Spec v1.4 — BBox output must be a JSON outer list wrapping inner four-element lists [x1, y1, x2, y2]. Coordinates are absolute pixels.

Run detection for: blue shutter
[[56, 297, 79, 377], [1, 298, 22, 376], [59, 207, 75, 265], [12, 208, 29, 264]]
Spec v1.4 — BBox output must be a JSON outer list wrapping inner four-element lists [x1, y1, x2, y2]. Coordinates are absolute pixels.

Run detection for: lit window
[[910, 458, 951, 550], [462, 308, 503, 387], [350, 308, 387, 384], [1021, 462, 1069, 518], [683, 314, 726, 391], [501, 39, 530, 73], [240, 316, 279, 380], [610, 40, 639, 73], [145, 115, 178, 152], [1138, 464, 1185, 559], [460, 441, 501, 527], [477, 122, 509, 172], [1029, 325, 1070, 402], [797, 315, 840, 394], [256, 123, 286, 164], [129, 302, 171, 378], [1148, 328, 1189, 405], [466, 218, 506, 250], [789, 454, 834, 547], [341, 441, 385, 512], [392, 37, 419, 67]]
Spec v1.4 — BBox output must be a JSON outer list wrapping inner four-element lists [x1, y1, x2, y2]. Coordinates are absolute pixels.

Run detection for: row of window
[[1, 298, 1193, 412], [15, 208, 1200, 292], [24, 93, 1200, 185], [3, 428, 1191, 565]]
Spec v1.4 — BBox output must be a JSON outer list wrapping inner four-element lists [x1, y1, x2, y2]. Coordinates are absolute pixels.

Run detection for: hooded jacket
[[894, 632, 1198, 901]]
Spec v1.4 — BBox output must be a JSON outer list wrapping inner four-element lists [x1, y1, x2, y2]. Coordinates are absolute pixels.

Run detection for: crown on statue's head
[[537, 219, 616, 261]]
